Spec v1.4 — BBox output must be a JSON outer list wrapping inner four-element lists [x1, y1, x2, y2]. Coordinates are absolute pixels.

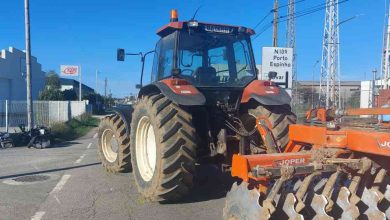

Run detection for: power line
[[253, 12, 272, 30], [252, 0, 306, 30], [278, 0, 306, 10], [253, 0, 349, 40]]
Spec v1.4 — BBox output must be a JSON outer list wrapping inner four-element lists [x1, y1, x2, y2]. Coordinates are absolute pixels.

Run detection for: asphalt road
[[0, 128, 231, 220]]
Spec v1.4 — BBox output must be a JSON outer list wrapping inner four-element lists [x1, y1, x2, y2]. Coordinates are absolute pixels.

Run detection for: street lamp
[[336, 15, 362, 29], [335, 15, 361, 108], [326, 14, 361, 108]]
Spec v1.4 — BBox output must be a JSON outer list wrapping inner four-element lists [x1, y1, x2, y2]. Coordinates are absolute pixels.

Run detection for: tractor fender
[[241, 80, 291, 106], [139, 79, 206, 106], [110, 105, 133, 137]]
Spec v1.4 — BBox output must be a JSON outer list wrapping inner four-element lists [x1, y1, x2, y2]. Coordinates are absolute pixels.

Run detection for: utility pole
[[371, 68, 377, 108], [382, 6, 390, 89], [24, 0, 33, 131], [319, 0, 340, 109], [272, 0, 279, 47], [104, 77, 107, 97], [79, 66, 82, 101], [95, 69, 99, 105], [371, 68, 378, 108], [104, 77, 108, 107], [287, 0, 297, 106]]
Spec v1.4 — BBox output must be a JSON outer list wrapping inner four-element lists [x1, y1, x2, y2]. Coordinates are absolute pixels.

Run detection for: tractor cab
[[152, 10, 258, 89]]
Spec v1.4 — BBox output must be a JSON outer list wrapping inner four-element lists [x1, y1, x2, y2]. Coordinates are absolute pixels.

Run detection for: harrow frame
[[226, 107, 390, 219]]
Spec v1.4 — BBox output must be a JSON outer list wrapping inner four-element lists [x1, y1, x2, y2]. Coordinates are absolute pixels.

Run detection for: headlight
[[39, 129, 45, 135]]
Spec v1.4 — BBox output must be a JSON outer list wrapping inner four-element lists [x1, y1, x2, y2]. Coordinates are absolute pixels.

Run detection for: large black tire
[[244, 104, 296, 150], [98, 115, 132, 173], [130, 94, 196, 202]]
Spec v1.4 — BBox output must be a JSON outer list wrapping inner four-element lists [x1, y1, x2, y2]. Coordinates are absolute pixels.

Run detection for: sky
[[0, 0, 387, 98]]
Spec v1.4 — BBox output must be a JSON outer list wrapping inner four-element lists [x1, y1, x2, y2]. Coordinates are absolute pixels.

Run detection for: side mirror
[[135, 84, 142, 89], [268, 71, 277, 80], [117, 48, 125, 61]]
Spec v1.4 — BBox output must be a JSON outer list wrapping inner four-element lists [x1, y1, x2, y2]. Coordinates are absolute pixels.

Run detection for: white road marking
[[93, 133, 98, 139], [87, 143, 92, 149], [74, 154, 86, 164], [30, 175, 71, 219], [54, 194, 61, 204], [31, 211, 45, 220], [50, 174, 71, 195]]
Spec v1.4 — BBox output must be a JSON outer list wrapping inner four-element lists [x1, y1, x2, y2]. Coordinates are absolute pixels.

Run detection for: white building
[[360, 79, 387, 108], [0, 47, 45, 100]]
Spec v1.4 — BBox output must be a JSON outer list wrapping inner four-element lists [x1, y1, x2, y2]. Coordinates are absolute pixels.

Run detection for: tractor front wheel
[[98, 115, 132, 173]]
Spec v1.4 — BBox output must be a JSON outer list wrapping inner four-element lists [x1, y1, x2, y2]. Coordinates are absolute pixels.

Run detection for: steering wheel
[[179, 69, 195, 82], [181, 68, 194, 76]]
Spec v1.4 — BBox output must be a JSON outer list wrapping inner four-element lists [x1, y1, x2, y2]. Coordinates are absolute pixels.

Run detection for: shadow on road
[[0, 162, 101, 180], [177, 164, 235, 204], [51, 141, 81, 148]]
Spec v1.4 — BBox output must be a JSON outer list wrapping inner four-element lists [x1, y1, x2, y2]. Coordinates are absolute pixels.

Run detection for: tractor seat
[[194, 67, 218, 84]]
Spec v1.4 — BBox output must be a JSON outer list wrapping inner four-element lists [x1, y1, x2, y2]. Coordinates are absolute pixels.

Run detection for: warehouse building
[[59, 78, 95, 97], [0, 47, 45, 101], [298, 81, 361, 100]]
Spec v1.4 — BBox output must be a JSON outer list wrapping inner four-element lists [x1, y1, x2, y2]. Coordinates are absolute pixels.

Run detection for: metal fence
[[0, 100, 92, 130], [292, 86, 362, 122]]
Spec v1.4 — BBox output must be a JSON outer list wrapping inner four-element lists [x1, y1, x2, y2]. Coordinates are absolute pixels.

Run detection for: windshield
[[178, 31, 256, 87]]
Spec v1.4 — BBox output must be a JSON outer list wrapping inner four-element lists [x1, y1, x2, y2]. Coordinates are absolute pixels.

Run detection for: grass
[[51, 113, 100, 142]]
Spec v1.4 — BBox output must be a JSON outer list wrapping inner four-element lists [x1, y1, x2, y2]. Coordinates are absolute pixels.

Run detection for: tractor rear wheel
[[98, 115, 132, 173], [243, 104, 296, 151], [130, 94, 196, 202]]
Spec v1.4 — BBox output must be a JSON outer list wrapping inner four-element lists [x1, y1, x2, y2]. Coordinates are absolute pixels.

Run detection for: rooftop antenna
[[191, 6, 202, 21]]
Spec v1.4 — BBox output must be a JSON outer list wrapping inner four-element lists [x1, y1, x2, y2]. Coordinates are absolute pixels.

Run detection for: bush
[[51, 122, 76, 141], [78, 113, 92, 123], [51, 114, 99, 142]]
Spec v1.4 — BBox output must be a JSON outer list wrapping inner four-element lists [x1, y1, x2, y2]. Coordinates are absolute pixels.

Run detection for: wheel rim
[[101, 129, 119, 163], [135, 116, 157, 182]]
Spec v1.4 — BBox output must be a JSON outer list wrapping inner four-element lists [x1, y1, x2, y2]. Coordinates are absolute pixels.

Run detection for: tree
[[297, 87, 319, 105], [45, 71, 61, 90], [347, 91, 360, 108], [39, 89, 64, 100], [39, 71, 64, 100], [82, 93, 103, 105], [105, 94, 115, 107]]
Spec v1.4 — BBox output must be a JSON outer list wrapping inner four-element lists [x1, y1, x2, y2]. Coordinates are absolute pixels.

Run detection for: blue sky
[[0, 0, 386, 97]]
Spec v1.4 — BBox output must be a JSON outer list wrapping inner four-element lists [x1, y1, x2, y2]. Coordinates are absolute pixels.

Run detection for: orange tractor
[[224, 107, 390, 219], [98, 10, 295, 202]]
